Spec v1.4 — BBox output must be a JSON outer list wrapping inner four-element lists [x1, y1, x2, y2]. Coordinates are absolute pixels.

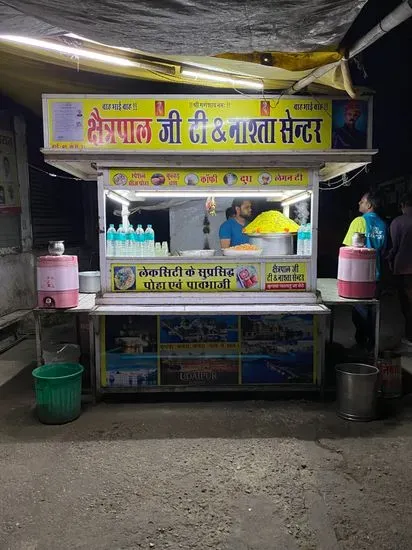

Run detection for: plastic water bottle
[[155, 242, 162, 257], [106, 224, 116, 257], [161, 241, 169, 257], [144, 224, 155, 256], [304, 223, 312, 256], [297, 224, 305, 255], [135, 224, 144, 257], [116, 224, 127, 257], [126, 224, 136, 257]]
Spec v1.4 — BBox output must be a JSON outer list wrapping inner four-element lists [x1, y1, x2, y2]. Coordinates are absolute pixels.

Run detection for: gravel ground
[[1, 368, 412, 550]]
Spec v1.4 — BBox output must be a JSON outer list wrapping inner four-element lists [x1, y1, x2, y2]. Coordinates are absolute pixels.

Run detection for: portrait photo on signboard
[[332, 99, 368, 150]]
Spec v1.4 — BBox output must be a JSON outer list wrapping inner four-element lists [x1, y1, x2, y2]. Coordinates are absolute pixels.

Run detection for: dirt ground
[[1, 366, 412, 550]]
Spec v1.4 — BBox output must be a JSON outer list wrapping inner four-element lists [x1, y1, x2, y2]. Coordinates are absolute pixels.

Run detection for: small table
[[317, 278, 380, 365], [34, 293, 97, 401]]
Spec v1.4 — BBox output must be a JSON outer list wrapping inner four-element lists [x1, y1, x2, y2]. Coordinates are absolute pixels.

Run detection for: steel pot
[[48, 240, 65, 256], [352, 232, 366, 247], [249, 233, 294, 256]]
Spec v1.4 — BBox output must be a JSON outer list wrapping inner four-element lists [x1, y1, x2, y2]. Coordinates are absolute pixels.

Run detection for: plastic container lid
[[38, 255, 78, 266], [339, 246, 376, 258]]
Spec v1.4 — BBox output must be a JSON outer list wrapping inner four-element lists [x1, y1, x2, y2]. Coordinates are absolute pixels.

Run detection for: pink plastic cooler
[[37, 255, 79, 308], [337, 246, 376, 299]]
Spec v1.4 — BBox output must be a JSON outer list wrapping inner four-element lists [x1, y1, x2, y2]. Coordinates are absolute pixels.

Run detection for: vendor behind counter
[[219, 199, 252, 248]]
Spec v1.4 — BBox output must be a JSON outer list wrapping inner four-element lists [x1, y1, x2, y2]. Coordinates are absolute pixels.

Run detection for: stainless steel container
[[352, 232, 366, 247], [48, 240, 65, 256], [79, 271, 101, 293], [249, 233, 294, 256], [335, 363, 379, 421]]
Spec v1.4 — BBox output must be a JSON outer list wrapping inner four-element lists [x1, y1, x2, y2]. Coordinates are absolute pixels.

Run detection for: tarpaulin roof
[[0, 0, 371, 113], [1, 0, 367, 55]]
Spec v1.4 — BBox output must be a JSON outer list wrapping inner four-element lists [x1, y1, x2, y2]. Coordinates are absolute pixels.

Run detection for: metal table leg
[[374, 300, 380, 366], [320, 314, 327, 400], [329, 305, 335, 344], [34, 311, 43, 366], [89, 315, 97, 404]]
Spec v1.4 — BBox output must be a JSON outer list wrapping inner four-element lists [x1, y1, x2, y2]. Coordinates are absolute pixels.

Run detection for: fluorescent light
[[181, 68, 264, 90], [0, 35, 139, 67], [281, 191, 311, 207], [111, 191, 292, 199], [0, 34, 176, 75], [106, 191, 130, 206]]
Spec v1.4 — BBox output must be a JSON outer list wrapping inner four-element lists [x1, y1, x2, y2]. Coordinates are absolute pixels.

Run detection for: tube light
[[0, 35, 140, 67], [181, 68, 264, 90], [106, 191, 130, 206], [112, 191, 290, 199], [281, 191, 311, 207]]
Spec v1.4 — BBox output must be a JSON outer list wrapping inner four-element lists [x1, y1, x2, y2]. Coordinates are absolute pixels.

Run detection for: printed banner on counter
[[43, 95, 350, 152], [109, 167, 309, 188], [0, 131, 21, 215], [159, 315, 239, 385], [100, 314, 316, 388], [111, 263, 261, 292], [101, 315, 158, 388], [241, 315, 315, 384], [265, 262, 307, 291]]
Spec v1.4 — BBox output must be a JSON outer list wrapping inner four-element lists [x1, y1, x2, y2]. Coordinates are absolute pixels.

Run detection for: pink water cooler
[[37, 255, 79, 308], [337, 247, 376, 299]]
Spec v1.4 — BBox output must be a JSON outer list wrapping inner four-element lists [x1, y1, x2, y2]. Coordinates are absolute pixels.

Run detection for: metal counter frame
[[97, 164, 320, 303], [317, 278, 380, 365]]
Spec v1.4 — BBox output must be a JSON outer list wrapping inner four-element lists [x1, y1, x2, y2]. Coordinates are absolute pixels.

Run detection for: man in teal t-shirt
[[343, 190, 387, 349], [219, 199, 252, 249], [343, 192, 387, 279]]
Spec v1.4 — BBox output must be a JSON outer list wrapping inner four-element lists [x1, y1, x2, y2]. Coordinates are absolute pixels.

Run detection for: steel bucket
[[335, 363, 379, 421]]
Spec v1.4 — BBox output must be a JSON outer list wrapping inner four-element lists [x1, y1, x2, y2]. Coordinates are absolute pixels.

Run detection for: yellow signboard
[[109, 167, 309, 188], [265, 262, 307, 291], [45, 96, 332, 151], [112, 263, 260, 292]]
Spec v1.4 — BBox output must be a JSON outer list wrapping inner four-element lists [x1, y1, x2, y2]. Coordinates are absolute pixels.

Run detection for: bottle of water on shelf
[[297, 224, 305, 255], [106, 224, 116, 257], [144, 224, 155, 256], [116, 224, 127, 257], [126, 224, 136, 257], [161, 241, 169, 257], [155, 242, 162, 257], [135, 224, 144, 258], [304, 223, 312, 256]]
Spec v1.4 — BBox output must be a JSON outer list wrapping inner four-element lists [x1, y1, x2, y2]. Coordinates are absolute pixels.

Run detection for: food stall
[[41, 94, 375, 397]]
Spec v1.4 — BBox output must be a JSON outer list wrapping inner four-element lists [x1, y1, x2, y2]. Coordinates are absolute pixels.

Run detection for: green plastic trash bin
[[32, 363, 84, 424]]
